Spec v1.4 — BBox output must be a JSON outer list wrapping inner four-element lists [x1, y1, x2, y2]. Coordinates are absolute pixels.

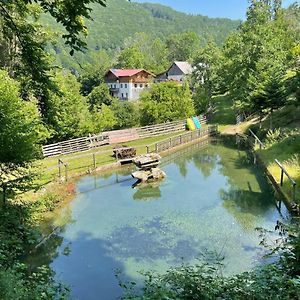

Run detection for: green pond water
[[28, 137, 289, 300]]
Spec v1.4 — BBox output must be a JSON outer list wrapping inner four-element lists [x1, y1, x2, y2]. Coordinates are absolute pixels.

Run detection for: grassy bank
[[251, 105, 300, 205]]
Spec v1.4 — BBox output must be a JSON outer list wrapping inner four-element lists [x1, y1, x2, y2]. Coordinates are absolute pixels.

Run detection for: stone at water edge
[[151, 168, 166, 180], [132, 170, 150, 182]]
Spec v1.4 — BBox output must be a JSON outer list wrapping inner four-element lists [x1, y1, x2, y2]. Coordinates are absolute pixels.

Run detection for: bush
[[140, 82, 195, 125]]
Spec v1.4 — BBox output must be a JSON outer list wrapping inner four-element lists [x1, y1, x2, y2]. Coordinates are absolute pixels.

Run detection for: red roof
[[110, 69, 144, 77]]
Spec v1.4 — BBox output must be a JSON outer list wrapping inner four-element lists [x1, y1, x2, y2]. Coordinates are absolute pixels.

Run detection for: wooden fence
[[275, 159, 297, 203], [150, 125, 218, 153], [42, 135, 109, 157], [42, 116, 207, 157]]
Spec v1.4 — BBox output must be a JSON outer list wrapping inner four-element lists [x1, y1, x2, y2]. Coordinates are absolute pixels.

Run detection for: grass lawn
[[210, 94, 236, 130], [254, 106, 300, 204], [35, 131, 187, 186]]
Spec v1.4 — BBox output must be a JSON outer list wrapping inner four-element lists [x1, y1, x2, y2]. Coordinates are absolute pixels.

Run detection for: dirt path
[[221, 118, 259, 135]]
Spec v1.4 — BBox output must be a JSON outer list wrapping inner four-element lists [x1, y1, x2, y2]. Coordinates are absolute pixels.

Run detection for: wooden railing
[[152, 125, 218, 153], [249, 129, 265, 149], [42, 135, 109, 157], [275, 159, 297, 203]]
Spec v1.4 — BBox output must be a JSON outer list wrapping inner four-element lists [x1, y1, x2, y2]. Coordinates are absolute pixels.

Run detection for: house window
[[121, 84, 123, 88], [114, 84, 116, 88], [140, 84, 143, 88], [125, 84, 128, 88], [134, 84, 137, 88], [145, 84, 148, 88], [126, 93, 128, 98], [122, 93, 124, 98]]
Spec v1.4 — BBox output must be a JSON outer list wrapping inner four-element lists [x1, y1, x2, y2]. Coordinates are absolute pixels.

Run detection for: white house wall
[[107, 82, 149, 101]]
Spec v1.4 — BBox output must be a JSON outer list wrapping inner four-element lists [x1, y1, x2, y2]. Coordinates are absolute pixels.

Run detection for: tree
[[92, 104, 116, 133], [79, 50, 113, 95], [166, 31, 201, 62], [140, 82, 195, 125], [192, 41, 223, 114], [0, 0, 108, 117], [117, 47, 145, 69], [87, 83, 113, 110], [46, 71, 93, 141], [0, 70, 48, 179], [222, 0, 295, 114], [111, 100, 140, 129], [117, 33, 170, 74]]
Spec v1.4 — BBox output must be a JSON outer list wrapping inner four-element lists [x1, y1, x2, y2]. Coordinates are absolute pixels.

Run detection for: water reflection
[[133, 183, 162, 201]]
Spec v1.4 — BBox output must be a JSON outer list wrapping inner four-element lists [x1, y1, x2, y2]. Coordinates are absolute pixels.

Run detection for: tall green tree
[[0, 0, 108, 116], [192, 41, 223, 113], [79, 50, 113, 95], [222, 0, 295, 114], [0, 70, 48, 178], [87, 83, 113, 110], [47, 71, 93, 141], [166, 31, 201, 62], [140, 82, 195, 125]]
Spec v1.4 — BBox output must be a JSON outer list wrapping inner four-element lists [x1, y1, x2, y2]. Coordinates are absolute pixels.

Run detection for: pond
[[27, 137, 289, 300]]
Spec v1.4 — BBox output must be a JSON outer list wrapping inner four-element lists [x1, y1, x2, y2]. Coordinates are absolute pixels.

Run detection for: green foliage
[[111, 100, 140, 129], [166, 31, 201, 62], [116, 33, 170, 74], [79, 50, 113, 96], [47, 71, 93, 141], [88, 83, 113, 109], [0, 70, 48, 167], [140, 82, 195, 125], [92, 103, 117, 132], [0, 0, 108, 116], [193, 85, 211, 114], [222, 0, 296, 114]]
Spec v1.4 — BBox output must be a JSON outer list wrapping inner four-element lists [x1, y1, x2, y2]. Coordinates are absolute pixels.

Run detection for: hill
[[42, 0, 240, 70]]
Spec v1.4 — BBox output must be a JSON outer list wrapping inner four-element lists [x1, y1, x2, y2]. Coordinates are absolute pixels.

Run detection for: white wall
[[107, 82, 149, 101]]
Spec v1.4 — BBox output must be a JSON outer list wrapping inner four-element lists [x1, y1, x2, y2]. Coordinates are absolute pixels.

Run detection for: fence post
[[169, 138, 172, 149], [146, 146, 149, 154], [179, 135, 182, 144], [155, 143, 158, 153], [58, 159, 62, 179], [280, 169, 284, 186], [92, 153, 96, 168], [65, 163, 68, 182]]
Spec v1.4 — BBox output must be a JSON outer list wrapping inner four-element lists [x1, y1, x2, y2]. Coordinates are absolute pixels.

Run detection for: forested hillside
[[42, 0, 240, 70]]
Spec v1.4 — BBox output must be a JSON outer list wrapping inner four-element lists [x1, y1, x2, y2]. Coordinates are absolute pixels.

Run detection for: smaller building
[[104, 69, 154, 101], [155, 61, 193, 83]]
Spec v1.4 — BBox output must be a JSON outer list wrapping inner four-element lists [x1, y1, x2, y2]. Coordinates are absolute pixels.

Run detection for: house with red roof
[[104, 69, 154, 101]]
